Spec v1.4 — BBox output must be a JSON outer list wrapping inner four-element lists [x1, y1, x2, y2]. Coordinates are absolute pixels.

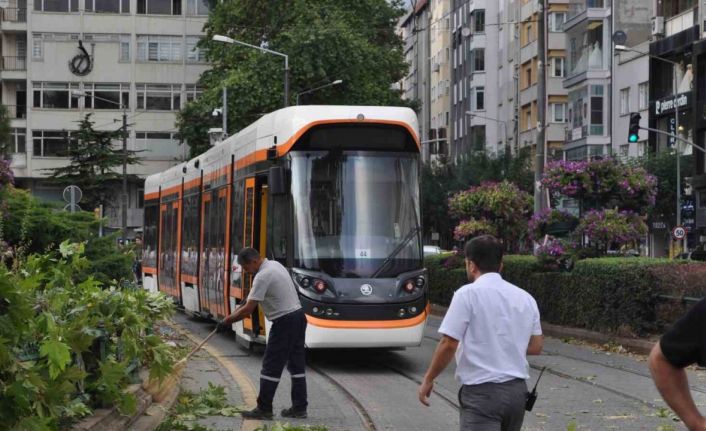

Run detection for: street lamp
[[615, 44, 686, 253], [72, 89, 129, 245], [212, 34, 290, 107], [296, 79, 343, 105], [465, 111, 509, 155]]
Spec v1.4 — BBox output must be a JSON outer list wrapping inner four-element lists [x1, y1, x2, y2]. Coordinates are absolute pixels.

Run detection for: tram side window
[[181, 193, 199, 276], [268, 193, 288, 263], [230, 180, 244, 287], [143, 202, 158, 268]]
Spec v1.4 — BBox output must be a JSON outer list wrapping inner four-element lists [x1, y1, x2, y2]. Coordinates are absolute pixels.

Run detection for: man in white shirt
[[418, 235, 543, 431]]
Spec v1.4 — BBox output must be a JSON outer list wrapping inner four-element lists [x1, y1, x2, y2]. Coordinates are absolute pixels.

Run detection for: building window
[[135, 132, 182, 159], [84, 83, 130, 109], [137, 0, 181, 15], [551, 57, 565, 77], [638, 82, 648, 110], [525, 109, 532, 130], [549, 12, 566, 32], [136, 84, 181, 110], [34, 0, 79, 12], [32, 36, 43, 60], [470, 48, 485, 72], [186, 36, 208, 63], [186, 0, 210, 15], [119, 35, 130, 62], [85, 0, 129, 13], [551, 102, 567, 123], [470, 125, 485, 151], [590, 85, 604, 135], [619, 87, 630, 115], [526, 24, 532, 43], [659, 0, 697, 20], [185, 84, 203, 103], [33, 82, 80, 109], [471, 9, 485, 33], [10, 128, 26, 154], [137, 35, 182, 62], [472, 86, 485, 111], [32, 130, 76, 157]]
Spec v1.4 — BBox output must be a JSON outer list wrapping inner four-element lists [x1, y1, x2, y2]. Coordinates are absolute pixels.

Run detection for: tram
[[142, 106, 428, 348]]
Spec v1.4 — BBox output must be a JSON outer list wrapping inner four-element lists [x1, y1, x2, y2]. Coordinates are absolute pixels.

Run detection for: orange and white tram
[[142, 106, 428, 348]]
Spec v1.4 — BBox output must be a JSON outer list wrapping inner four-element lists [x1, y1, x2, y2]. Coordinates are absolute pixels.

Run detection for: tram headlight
[[299, 277, 311, 288], [313, 280, 328, 294], [415, 276, 425, 287], [403, 280, 416, 293]]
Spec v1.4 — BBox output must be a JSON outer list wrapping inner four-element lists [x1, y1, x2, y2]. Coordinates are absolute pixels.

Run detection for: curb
[[430, 303, 657, 356], [71, 377, 178, 431]]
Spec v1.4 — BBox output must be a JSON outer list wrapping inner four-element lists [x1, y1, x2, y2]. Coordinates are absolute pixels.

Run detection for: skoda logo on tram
[[360, 284, 374, 296]]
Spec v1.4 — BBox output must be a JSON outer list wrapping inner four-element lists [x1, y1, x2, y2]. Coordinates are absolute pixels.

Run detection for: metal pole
[[222, 87, 228, 136], [673, 67, 686, 253], [534, 0, 547, 215], [99, 204, 103, 237], [284, 56, 289, 107], [122, 110, 128, 245]]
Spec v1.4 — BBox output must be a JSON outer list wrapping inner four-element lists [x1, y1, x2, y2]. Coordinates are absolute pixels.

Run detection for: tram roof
[[145, 105, 419, 195]]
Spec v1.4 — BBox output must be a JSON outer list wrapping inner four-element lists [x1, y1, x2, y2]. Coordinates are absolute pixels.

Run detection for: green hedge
[[426, 254, 704, 335]]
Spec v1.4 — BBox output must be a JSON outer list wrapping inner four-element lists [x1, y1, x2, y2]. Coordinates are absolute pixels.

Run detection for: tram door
[[242, 177, 268, 338], [158, 199, 180, 301]]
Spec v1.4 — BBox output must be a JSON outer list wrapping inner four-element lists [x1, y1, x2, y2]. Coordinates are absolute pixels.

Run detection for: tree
[[420, 149, 533, 248], [178, 0, 412, 157], [641, 151, 693, 227], [46, 114, 140, 211], [0, 105, 12, 158], [448, 181, 533, 252]]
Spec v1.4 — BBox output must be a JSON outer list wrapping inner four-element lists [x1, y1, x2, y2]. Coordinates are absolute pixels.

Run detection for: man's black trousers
[[257, 308, 308, 412]]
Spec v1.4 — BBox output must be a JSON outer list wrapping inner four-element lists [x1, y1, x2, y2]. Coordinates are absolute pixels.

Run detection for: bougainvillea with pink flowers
[[528, 209, 579, 243], [576, 209, 648, 251]]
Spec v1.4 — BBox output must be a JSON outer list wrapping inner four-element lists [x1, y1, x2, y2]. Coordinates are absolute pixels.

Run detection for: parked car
[[423, 245, 443, 257]]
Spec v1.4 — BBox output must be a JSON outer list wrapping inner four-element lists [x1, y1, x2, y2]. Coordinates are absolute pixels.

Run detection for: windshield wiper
[[371, 226, 421, 278]]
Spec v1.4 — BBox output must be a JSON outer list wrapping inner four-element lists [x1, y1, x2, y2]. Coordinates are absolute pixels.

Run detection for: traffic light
[[628, 112, 641, 143]]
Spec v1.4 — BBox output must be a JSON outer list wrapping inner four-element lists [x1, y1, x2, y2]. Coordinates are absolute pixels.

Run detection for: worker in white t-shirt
[[419, 235, 544, 431]]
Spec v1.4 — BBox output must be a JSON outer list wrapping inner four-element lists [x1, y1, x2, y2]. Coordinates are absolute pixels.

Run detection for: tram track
[[423, 334, 667, 409], [307, 364, 379, 431]]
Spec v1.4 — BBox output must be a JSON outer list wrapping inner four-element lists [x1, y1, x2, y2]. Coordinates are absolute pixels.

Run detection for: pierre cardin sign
[[653, 92, 690, 116]]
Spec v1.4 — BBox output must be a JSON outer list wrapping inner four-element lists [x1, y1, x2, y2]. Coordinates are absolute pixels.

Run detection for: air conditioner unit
[[652, 16, 665, 37]]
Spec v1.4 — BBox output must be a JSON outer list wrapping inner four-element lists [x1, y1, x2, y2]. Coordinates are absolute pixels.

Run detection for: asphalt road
[[173, 312, 706, 431]]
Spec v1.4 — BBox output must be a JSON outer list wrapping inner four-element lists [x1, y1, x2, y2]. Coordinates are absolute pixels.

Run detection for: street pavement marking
[[170, 322, 263, 431]]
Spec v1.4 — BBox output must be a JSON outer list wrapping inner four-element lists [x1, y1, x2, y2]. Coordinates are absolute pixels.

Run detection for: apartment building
[[428, 0, 451, 165], [3, 0, 210, 237]]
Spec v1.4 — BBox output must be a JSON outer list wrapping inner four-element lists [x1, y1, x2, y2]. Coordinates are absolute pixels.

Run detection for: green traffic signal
[[628, 112, 641, 143]]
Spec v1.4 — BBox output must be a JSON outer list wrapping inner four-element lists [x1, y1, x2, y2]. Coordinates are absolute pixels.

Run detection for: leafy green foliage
[[256, 424, 329, 431], [45, 114, 141, 211], [0, 242, 176, 430], [0, 186, 132, 283], [0, 104, 12, 158], [421, 149, 533, 248], [448, 181, 532, 251], [156, 384, 241, 431], [178, 0, 412, 157], [426, 254, 694, 334], [640, 151, 692, 226]]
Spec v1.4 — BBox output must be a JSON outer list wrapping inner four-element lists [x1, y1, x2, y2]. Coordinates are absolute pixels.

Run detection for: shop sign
[[654, 92, 690, 116]]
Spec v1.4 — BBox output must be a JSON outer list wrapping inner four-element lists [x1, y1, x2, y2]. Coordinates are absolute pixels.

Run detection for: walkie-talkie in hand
[[525, 367, 546, 412]]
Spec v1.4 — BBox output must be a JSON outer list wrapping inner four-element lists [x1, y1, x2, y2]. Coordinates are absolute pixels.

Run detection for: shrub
[[0, 242, 176, 430], [426, 255, 695, 335], [576, 209, 648, 251]]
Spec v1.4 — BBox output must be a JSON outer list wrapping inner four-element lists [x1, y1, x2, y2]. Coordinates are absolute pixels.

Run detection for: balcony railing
[[4, 105, 26, 119], [1, 8, 26, 23], [1, 56, 26, 71]]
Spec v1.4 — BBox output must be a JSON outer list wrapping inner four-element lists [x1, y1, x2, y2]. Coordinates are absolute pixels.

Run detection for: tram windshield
[[291, 151, 422, 278]]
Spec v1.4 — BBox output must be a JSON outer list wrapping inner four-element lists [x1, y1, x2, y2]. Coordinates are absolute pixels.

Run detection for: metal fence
[[4, 104, 26, 119], [2, 56, 26, 71], [1, 8, 26, 22]]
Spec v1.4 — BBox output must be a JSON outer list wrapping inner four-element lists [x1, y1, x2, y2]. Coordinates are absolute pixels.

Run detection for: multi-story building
[[3, 0, 210, 238], [450, 0, 501, 158], [563, 0, 612, 161], [515, 0, 568, 160], [398, 0, 432, 162], [428, 0, 451, 165]]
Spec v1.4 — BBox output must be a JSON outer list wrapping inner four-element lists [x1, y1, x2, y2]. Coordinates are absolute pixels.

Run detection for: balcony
[[4, 104, 26, 119], [2, 8, 26, 22], [1, 8, 26, 31], [1, 56, 26, 80]]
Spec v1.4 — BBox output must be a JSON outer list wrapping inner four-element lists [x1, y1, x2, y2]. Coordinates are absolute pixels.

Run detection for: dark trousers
[[458, 379, 527, 431], [258, 309, 308, 412]]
